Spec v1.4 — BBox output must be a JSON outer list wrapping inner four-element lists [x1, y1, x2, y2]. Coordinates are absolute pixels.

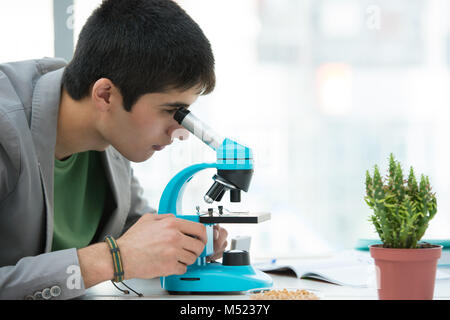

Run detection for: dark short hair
[[62, 0, 215, 111]]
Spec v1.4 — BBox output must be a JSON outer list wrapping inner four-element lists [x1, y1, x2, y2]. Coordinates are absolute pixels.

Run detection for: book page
[[255, 250, 450, 287]]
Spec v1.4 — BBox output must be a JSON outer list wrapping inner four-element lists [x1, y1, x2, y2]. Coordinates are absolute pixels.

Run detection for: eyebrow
[[160, 102, 190, 109]]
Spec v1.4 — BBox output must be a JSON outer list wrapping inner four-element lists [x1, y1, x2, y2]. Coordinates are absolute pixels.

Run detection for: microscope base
[[160, 262, 273, 293]]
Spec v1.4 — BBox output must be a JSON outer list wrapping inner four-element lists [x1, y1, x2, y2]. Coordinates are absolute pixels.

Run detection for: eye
[[164, 109, 177, 114]]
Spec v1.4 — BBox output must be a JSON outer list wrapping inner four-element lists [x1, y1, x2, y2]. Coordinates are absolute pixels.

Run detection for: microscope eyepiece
[[173, 109, 224, 150], [174, 108, 190, 124]]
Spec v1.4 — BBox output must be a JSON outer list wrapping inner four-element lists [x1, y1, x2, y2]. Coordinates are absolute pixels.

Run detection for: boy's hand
[[207, 224, 228, 262], [116, 213, 207, 279]]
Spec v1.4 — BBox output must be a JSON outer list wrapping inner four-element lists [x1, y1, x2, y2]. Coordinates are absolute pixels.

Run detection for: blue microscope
[[158, 108, 273, 293]]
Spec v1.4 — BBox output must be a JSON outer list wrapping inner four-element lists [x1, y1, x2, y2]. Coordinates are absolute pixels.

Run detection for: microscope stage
[[198, 211, 270, 224]]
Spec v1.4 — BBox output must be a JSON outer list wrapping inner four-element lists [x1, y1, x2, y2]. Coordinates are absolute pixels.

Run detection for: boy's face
[[100, 85, 201, 162]]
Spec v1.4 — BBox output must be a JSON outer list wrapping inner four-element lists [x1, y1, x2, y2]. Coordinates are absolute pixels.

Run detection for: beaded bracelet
[[104, 235, 125, 283]]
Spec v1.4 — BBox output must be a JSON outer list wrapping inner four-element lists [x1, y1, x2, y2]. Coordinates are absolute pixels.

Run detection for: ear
[[91, 78, 118, 111]]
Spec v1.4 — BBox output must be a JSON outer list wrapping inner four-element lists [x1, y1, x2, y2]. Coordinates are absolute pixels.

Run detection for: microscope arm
[[158, 162, 218, 215]]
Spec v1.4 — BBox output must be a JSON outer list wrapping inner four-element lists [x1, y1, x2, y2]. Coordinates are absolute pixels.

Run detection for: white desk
[[79, 264, 450, 300]]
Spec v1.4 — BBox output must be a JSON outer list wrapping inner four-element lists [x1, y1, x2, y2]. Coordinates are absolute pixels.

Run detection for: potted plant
[[365, 153, 442, 300]]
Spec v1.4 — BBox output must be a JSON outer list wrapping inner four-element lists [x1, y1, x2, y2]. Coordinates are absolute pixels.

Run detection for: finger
[[181, 233, 206, 256], [177, 249, 198, 266], [153, 213, 175, 220], [173, 262, 188, 275], [177, 219, 207, 244], [214, 226, 228, 247], [214, 233, 227, 248], [213, 226, 219, 240], [210, 237, 228, 260], [207, 249, 225, 262], [214, 239, 227, 253]]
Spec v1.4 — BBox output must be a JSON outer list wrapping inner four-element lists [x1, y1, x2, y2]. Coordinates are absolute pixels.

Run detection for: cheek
[[131, 107, 166, 132], [127, 111, 156, 135], [136, 119, 165, 140]]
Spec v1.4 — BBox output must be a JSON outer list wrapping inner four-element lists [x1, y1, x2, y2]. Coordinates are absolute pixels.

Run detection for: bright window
[[0, 0, 53, 62], [132, 0, 450, 258], [2, 0, 449, 259]]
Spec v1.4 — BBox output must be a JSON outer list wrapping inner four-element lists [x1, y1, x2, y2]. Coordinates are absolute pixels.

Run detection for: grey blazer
[[0, 58, 155, 299]]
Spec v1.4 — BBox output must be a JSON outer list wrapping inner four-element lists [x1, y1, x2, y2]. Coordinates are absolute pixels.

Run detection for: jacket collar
[[30, 67, 63, 188], [31, 68, 64, 252], [30, 68, 130, 251]]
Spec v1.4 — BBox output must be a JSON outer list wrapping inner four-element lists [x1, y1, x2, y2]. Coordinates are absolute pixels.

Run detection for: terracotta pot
[[369, 244, 442, 300]]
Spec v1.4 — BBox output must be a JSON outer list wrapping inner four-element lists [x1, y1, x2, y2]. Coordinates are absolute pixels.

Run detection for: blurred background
[[1, 0, 449, 258]]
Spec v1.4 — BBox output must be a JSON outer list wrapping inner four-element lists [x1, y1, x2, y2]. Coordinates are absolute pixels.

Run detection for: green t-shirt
[[52, 151, 108, 251]]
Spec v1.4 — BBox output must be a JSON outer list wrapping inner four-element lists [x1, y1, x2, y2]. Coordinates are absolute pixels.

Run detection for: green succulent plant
[[365, 154, 437, 248]]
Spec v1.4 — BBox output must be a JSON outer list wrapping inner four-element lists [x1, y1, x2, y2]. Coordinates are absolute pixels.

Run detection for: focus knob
[[222, 250, 250, 266]]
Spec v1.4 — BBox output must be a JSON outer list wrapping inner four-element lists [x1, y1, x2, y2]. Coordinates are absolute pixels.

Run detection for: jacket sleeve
[[0, 249, 86, 300], [0, 112, 85, 300], [122, 168, 157, 234]]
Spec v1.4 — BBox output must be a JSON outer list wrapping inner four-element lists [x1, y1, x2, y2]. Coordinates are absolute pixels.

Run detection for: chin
[[117, 148, 155, 163], [126, 155, 152, 163], [133, 150, 156, 163]]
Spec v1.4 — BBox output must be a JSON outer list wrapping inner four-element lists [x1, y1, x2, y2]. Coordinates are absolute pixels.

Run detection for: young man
[[0, 0, 228, 299]]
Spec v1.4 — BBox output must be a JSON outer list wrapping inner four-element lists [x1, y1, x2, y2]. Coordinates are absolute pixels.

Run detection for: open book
[[255, 250, 450, 288]]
